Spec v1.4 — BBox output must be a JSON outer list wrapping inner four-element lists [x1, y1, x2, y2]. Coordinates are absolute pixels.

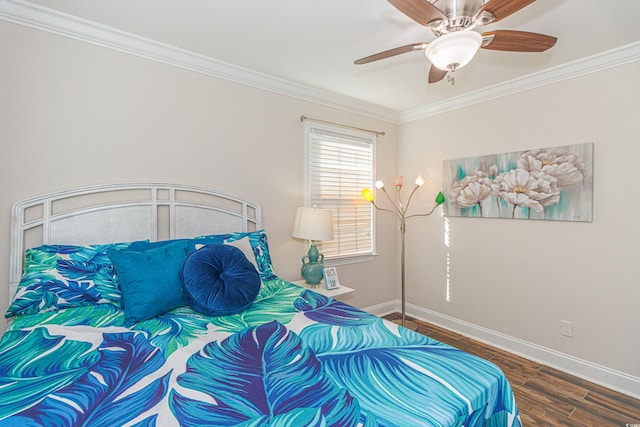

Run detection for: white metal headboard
[[10, 183, 262, 296]]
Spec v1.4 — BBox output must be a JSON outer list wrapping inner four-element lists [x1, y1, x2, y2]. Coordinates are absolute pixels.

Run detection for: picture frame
[[323, 267, 340, 290]]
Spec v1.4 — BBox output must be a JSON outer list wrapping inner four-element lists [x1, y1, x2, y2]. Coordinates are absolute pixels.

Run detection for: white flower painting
[[443, 143, 593, 221]]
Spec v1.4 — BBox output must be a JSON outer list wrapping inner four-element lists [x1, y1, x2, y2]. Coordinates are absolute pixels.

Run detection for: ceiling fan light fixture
[[425, 31, 482, 71]]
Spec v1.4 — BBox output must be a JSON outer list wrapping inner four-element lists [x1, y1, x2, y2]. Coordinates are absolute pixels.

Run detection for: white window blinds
[[305, 123, 376, 261]]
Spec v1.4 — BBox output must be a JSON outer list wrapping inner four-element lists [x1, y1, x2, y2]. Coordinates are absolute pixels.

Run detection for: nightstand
[[290, 280, 354, 298]]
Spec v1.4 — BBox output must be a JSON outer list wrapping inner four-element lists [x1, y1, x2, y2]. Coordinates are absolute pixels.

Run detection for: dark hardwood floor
[[383, 313, 640, 426]]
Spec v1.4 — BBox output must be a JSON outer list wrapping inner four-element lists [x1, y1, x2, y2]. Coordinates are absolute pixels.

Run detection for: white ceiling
[[8, 0, 640, 118]]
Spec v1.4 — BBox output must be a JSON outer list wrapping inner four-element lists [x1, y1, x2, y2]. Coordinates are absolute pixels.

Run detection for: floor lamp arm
[[366, 183, 444, 331]]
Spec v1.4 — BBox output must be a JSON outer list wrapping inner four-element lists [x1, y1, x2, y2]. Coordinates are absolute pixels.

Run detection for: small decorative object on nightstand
[[291, 206, 334, 287], [323, 267, 340, 290]]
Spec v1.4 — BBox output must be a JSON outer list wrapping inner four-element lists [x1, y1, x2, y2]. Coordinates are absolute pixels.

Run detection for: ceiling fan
[[355, 0, 557, 84]]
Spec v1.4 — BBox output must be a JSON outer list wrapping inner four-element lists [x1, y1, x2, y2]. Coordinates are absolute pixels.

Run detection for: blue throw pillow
[[127, 239, 188, 251], [191, 230, 277, 282], [181, 244, 261, 316], [108, 240, 189, 325]]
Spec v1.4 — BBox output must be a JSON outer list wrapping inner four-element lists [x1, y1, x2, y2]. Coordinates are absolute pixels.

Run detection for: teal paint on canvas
[[442, 143, 593, 222]]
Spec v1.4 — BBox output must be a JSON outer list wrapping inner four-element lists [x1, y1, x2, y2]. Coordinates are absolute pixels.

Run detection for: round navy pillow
[[181, 244, 261, 316]]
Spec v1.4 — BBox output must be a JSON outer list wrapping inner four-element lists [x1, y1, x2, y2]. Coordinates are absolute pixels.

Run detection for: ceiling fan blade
[[387, 0, 447, 26], [481, 30, 557, 52], [354, 42, 428, 65], [474, 0, 536, 24], [428, 65, 447, 83]]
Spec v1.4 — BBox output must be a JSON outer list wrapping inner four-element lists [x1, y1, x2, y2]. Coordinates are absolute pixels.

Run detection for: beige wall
[[0, 21, 399, 332], [398, 60, 640, 381]]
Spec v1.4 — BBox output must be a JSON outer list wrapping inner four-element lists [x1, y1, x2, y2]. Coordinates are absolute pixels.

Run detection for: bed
[[0, 183, 521, 427]]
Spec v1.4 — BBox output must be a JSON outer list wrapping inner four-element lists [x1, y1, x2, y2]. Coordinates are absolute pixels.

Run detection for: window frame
[[303, 120, 377, 266]]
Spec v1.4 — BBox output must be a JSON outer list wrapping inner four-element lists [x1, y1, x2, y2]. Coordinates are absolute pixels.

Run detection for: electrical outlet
[[561, 320, 574, 338]]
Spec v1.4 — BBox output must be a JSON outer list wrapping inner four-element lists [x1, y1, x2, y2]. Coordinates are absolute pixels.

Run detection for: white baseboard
[[364, 300, 640, 400]]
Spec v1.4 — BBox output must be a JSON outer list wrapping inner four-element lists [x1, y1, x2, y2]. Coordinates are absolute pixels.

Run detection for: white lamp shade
[[425, 31, 482, 71], [292, 207, 334, 241]]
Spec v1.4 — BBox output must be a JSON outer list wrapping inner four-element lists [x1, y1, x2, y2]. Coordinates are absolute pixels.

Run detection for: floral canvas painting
[[443, 143, 593, 222]]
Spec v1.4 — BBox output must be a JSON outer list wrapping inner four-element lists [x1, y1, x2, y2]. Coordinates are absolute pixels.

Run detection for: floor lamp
[[362, 175, 445, 330]]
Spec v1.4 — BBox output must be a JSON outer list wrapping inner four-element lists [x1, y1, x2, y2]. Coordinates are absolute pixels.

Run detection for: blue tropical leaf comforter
[[0, 279, 521, 427]]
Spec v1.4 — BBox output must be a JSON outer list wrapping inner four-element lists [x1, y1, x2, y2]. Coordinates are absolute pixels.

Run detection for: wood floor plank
[[525, 371, 589, 401], [518, 413, 557, 426], [520, 400, 585, 426], [488, 352, 543, 385], [382, 313, 640, 426], [584, 388, 640, 420], [538, 365, 598, 389], [570, 406, 637, 427], [510, 381, 577, 417]]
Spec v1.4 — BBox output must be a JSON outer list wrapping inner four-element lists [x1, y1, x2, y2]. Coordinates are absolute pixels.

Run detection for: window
[[303, 121, 376, 263]]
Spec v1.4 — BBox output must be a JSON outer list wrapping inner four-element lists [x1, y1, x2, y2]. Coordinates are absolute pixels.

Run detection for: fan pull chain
[[447, 70, 456, 85]]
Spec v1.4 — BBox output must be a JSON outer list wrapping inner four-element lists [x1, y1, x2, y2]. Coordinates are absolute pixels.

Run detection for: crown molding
[[0, 0, 400, 123], [399, 40, 640, 123], [2, 0, 638, 125]]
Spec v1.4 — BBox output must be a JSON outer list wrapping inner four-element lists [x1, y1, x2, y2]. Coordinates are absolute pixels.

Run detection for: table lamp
[[292, 207, 334, 286]]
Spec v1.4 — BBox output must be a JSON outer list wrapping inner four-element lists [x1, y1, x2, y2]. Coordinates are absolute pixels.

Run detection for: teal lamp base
[[301, 242, 324, 286], [301, 262, 324, 286]]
